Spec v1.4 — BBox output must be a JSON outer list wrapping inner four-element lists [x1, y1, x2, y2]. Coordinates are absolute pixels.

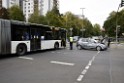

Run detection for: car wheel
[[96, 46, 101, 51], [77, 45, 82, 50]]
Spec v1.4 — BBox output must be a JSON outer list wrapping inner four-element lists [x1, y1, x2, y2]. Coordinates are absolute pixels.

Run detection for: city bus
[[0, 19, 66, 55]]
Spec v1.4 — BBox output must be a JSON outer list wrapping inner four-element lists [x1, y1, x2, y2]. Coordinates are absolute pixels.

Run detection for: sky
[[59, 0, 121, 27]]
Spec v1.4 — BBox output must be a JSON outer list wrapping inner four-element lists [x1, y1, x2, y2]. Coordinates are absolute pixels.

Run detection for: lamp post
[[70, 28, 73, 37], [80, 8, 85, 19], [115, 3, 121, 43], [80, 8, 85, 37], [80, 28, 85, 37], [116, 25, 120, 43]]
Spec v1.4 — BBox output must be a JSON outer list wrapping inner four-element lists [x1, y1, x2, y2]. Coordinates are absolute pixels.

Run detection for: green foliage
[[46, 10, 63, 27], [28, 11, 47, 24], [61, 12, 94, 37], [93, 24, 102, 36], [82, 18, 94, 37], [5, 3, 99, 38], [62, 12, 82, 36], [103, 10, 124, 37], [0, 7, 9, 19], [8, 5, 25, 21]]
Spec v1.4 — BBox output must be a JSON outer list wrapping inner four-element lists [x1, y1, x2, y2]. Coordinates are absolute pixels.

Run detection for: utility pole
[[115, 4, 120, 43], [80, 8, 85, 19], [115, 0, 124, 43], [80, 8, 85, 37]]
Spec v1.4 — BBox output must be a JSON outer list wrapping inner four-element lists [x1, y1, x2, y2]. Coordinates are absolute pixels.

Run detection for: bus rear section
[[0, 19, 11, 55]]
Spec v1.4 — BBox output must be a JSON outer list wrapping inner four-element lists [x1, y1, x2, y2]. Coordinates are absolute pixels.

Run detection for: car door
[[86, 39, 96, 49], [82, 39, 89, 49]]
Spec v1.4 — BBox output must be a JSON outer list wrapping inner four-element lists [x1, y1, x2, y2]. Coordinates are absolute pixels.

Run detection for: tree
[[103, 10, 124, 37], [93, 24, 101, 36], [0, 7, 9, 19], [28, 10, 47, 24], [82, 18, 93, 37], [8, 5, 25, 21]]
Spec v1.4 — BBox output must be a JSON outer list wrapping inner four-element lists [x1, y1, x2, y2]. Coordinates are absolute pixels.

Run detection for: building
[[38, 0, 43, 15], [39, 0, 59, 16], [0, 0, 2, 9], [22, 0, 34, 22], [1, 0, 59, 21], [2, 0, 20, 9]]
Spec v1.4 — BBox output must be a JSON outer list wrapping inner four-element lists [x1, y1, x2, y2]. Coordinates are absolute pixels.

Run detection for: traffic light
[[121, 0, 124, 7]]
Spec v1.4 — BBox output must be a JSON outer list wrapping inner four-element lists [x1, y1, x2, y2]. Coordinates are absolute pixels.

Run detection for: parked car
[[76, 38, 107, 51]]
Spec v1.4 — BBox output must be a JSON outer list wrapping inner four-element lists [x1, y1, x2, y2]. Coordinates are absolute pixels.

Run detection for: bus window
[[11, 24, 30, 41], [45, 31, 53, 40]]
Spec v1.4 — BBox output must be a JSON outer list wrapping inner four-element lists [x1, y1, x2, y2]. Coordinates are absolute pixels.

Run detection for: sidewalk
[[110, 42, 124, 49]]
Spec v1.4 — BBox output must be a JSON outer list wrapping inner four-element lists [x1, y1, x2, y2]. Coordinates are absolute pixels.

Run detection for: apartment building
[[2, 0, 20, 9], [41, 0, 53, 15], [22, 0, 34, 22], [1, 0, 59, 21], [0, 0, 2, 9]]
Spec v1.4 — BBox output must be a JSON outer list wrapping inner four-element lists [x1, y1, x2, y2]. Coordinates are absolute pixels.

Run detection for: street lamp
[[80, 8, 85, 37], [80, 28, 85, 37], [80, 8, 85, 19], [116, 25, 120, 43], [70, 28, 73, 37]]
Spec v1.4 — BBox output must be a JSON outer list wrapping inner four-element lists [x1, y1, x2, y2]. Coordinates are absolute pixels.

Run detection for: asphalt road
[[0, 44, 124, 83]]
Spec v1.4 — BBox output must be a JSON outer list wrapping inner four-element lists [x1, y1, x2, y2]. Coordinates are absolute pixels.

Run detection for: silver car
[[76, 38, 107, 51]]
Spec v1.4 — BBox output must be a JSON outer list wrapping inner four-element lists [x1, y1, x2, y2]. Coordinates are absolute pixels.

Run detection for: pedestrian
[[108, 38, 111, 47], [61, 38, 66, 48], [69, 37, 73, 50]]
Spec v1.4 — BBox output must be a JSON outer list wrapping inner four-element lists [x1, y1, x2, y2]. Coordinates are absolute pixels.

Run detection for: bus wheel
[[16, 44, 27, 56], [54, 43, 59, 50]]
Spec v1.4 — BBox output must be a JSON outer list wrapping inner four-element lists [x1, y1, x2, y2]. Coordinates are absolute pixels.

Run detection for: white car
[[76, 38, 107, 51]]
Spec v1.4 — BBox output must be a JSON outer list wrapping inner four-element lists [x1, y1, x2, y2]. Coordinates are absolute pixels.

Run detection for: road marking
[[97, 51, 100, 54], [85, 65, 90, 70], [77, 75, 84, 81], [81, 69, 87, 75], [18, 56, 34, 60], [50, 61, 75, 66], [76, 51, 101, 82], [51, 51, 55, 53], [88, 60, 92, 66]]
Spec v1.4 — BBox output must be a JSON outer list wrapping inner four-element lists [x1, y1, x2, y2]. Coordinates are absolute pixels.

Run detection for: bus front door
[[30, 28, 41, 51]]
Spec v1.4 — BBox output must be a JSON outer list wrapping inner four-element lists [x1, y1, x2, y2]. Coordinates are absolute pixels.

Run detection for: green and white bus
[[0, 19, 66, 55]]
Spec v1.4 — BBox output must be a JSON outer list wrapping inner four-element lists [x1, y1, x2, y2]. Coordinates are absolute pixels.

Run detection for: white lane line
[[85, 65, 90, 70], [76, 51, 101, 82], [18, 56, 34, 60], [88, 60, 92, 66], [97, 51, 100, 54], [50, 61, 75, 66], [51, 51, 55, 53], [77, 75, 84, 81], [81, 69, 87, 75]]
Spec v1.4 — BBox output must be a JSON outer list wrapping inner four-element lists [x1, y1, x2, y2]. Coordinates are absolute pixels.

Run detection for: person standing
[[61, 38, 66, 48], [107, 38, 111, 47], [69, 37, 73, 50]]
